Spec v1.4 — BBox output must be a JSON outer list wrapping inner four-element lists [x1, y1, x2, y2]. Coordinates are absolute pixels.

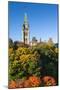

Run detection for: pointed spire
[[24, 13, 28, 24]]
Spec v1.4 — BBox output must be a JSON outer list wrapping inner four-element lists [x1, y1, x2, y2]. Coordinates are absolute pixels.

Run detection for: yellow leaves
[[14, 47, 39, 63], [9, 48, 14, 61], [17, 47, 30, 55], [55, 48, 58, 53], [20, 54, 35, 62], [20, 54, 28, 62], [9, 47, 40, 63], [9, 53, 14, 61], [9, 48, 13, 55]]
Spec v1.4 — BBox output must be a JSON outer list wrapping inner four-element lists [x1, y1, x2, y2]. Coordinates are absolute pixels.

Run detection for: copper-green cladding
[[24, 13, 28, 24]]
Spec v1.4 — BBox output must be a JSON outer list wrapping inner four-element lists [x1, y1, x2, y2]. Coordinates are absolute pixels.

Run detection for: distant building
[[40, 38, 42, 43], [31, 37, 37, 46], [47, 38, 53, 46], [22, 13, 29, 44]]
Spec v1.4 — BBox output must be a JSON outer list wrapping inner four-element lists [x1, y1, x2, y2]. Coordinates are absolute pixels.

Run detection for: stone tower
[[22, 13, 29, 44]]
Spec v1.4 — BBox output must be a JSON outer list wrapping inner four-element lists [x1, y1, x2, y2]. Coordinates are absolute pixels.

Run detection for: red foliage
[[42, 76, 56, 86]]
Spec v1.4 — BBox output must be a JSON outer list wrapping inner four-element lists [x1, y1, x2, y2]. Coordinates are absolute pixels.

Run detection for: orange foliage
[[42, 76, 56, 86], [8, 76, 56, 88], [28, 76, 41, 87], [24, 80, 31, 88], [16, 80, 24, 88], [8, 80, 17, 89]]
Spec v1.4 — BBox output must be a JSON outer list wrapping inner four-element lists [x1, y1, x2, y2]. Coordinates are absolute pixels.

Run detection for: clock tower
[[22, 13, 29, 44]]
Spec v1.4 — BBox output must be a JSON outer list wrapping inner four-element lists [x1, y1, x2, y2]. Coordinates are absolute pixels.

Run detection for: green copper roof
[[24, 13, 28, 24]]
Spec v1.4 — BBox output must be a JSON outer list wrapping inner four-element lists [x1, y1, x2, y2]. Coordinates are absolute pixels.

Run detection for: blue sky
[[8, 2, 58, 43]]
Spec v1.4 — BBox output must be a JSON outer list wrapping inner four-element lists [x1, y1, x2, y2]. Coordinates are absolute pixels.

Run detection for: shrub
[[28, 76, 41, 87], [8, 80, 17, 89], [24, 80, 31, 88], [42, 76, 56, 86], [16, 79, 24, 88]]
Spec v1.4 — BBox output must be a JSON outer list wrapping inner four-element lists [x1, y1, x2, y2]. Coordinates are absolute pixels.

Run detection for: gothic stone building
[[22, 13, 38, 46]]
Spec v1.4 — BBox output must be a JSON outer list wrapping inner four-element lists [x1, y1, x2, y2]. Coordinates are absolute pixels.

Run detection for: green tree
[[9, 38, 13, 48]]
